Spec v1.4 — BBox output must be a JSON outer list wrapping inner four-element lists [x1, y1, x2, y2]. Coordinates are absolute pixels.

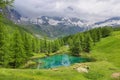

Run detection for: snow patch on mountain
[[48, 19, 60, 25], [93, 17, 120, 28]]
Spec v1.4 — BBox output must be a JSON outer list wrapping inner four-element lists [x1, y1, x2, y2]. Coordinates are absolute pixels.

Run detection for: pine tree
[[35, 38, 40, 53], [0, 24, 10, 67], [84, 33, 92, 53], [79, 34, 85, 51], [11, 29, 26, 68], [47, 41, 51, 55], [96, 28, 101, 41], [68, 38, 73, 46], [69, 37, 82, 56], [40, 39, 43, 53], [32, 38, 37, 52], [40, 38, 46, 53], [23, 33, 33, 58], [101, 27, 112, 38], [90, 29, 98, 45], [54, 40, 60, 52]]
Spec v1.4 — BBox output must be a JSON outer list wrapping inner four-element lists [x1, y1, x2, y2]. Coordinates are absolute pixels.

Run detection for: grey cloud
[[14, 0, 120, 22]]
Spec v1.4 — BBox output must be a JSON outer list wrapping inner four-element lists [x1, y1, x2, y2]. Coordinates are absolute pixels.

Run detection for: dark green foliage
[[101, 27, 112, 38], [89, 28, 101, 45], [47, 42, 52, 54], [83, 33, 92, 53], [69, 37, 82, 56]]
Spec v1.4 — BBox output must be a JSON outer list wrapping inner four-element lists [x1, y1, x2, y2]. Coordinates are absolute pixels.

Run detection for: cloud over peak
[[14, 0, 120, 22]]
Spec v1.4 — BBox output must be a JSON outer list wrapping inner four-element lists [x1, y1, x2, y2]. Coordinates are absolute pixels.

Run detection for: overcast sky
[[14, 0, 120, 22]]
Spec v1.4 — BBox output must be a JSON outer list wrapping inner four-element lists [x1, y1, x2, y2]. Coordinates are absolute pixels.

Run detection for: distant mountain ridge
[[4, 8, 120, 38], [93, 17, 120, 28], [3, 8, 21, 23], [5, 8, 90, 38]]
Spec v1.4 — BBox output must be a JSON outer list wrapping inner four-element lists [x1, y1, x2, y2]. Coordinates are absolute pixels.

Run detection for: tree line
[[62, 27, 113, 56], [0, 23, 64, 68]]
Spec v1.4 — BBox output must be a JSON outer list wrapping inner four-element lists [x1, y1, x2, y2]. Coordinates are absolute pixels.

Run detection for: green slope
[[0, 31, 120, 80], [0, 18, 33, 35], [91, 31, 120, 67]]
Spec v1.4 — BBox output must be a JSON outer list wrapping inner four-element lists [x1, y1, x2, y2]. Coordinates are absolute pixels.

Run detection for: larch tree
[[11, 29, 26, 68], [0, 24, 11, 67]]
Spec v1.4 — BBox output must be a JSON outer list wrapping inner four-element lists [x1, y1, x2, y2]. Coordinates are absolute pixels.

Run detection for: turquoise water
[[36, 54, 89, 69]]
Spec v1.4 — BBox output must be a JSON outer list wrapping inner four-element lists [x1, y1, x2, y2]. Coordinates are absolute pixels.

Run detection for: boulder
[[111, 72, 120, 79], [76, 67, 88, 73]]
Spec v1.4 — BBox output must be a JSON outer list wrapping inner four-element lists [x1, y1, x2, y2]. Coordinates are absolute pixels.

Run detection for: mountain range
[[5, 8, 120, 38]]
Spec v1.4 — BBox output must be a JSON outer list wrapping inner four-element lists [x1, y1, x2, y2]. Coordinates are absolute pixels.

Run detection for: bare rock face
[[51, 68, 59, 71], [111, 72, 120, 80], [76, 67, 88, 73], [73, 63, 89, 73]]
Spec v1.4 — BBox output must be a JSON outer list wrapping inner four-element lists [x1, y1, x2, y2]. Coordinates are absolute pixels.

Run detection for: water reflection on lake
[[35, 54, 89, 69]]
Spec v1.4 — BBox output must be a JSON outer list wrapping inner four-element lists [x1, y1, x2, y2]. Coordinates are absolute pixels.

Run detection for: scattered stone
[[73, 63, 89, 70], [52, 68, 59, 71], [73, 66, 78, 69], [76, 67, 88, 73], [111, 72, 120, 80]]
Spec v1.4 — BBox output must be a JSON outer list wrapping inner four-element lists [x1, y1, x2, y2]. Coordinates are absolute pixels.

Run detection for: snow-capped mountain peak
[[23, 16, 88, 27], [93, 17, 120, 28]]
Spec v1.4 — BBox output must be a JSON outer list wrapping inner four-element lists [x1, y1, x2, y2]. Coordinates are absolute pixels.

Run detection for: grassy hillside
[[91, 31, 120, 67], [0, 17, 34, 35], [0, 31, 120, 80]]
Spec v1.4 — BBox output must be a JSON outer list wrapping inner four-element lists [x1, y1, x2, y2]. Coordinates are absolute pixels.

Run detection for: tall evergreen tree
[[79, 34, 85, 51], [23, 33, 33, 58], [0, 24, 10, 67], [96, 28, 101, 42], [70, 37, 82, 56], [47, 42, 51, 55], [32, 38, 37, 53], [11, 29, 26, 68], [84, 33, 92, 53], [101, 27, 112, 38]]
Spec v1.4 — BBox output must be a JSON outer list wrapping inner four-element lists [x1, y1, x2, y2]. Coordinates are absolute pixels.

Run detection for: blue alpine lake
[[34, 54, 90, 69]]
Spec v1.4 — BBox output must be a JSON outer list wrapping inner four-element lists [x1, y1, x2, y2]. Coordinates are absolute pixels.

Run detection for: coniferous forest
[[0, 22, 65, 68], [62, 27, 112, 56]]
